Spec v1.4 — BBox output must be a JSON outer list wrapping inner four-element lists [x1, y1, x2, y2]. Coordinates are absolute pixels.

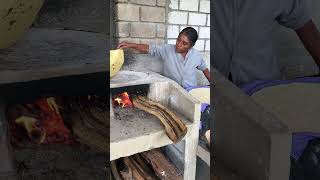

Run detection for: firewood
[[133, 154, 156, 178], [138, 96, 187, 133], [15, 116, 46, 144], [129, 156, 157, 180], [46, 97, 63, 115], [111, 161, 123, 180], [132, 96, 187, 143], [141, 149, 182, 180], [132, 98, 178, 142], [136, 96, 187, 142], [123, 157, 145, 180], [120, 166, 133, 180]]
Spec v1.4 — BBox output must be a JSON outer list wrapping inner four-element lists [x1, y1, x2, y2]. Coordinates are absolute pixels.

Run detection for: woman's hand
[[117, 42, 149, 54], [117, 42, 134, 49]]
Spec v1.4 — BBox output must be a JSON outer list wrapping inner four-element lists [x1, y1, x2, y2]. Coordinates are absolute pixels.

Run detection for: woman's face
[[175, 33, 193, 53]]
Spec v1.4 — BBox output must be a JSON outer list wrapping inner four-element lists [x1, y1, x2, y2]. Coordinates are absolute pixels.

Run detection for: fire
[[113, 92, 133, 108]]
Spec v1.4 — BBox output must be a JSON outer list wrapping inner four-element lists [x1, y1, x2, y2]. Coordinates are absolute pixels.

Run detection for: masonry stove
[[110, 70, 201, 180], [0, 20, 107, 180]]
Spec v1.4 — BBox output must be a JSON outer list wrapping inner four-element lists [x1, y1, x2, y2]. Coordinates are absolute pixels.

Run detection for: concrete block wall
[[167, 0, 210, 52], [115, 0, 210, 86], [115, 0, 166, 45]]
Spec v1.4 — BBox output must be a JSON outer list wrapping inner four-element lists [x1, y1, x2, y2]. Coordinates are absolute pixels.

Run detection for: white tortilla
[[252, 83, 320, 132]]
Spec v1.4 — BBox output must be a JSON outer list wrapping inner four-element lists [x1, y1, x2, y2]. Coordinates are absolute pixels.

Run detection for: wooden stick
[[132, 96, 187, 143], [141, 149, 183, 180], [123, 157, 145, 180], [111, 161, 123, 180], [132, 98, 178, 142], [129, 156, 156, 180], [136, 96, 187, 142], [138, 96, 187, 133], [133, 154, 155, 177]]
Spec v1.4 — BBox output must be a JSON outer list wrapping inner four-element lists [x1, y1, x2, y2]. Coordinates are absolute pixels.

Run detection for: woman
[[117, 27, 211, 89], [118, 27, 211, 147]]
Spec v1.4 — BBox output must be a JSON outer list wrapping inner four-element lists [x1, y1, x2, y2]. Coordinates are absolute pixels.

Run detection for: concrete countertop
[[0, 28, 107, 85]]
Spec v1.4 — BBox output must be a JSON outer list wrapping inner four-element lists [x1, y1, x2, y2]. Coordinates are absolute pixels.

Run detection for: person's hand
[[117, 42, 132, 49]]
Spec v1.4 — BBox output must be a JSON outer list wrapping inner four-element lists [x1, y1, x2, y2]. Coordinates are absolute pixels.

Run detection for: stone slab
[[0, 28, 107, 85]]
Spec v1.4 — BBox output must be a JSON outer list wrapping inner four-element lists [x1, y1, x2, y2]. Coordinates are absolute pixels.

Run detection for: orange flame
[[113, 92, 133, 108]]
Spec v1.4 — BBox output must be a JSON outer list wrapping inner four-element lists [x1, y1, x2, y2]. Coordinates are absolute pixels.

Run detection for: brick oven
[[110, 1, 210, 179], [0, 0, 109, 179], [110, 70, 201, 180]]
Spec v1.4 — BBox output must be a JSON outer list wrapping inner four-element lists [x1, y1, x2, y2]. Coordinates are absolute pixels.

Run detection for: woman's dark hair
[[179, 27, 198, 46]]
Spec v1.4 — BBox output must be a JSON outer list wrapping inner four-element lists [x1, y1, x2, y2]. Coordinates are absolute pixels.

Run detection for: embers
[[6, 95, 109, 148], [111, 84, 149, 108], [6, 97, 77, 146]]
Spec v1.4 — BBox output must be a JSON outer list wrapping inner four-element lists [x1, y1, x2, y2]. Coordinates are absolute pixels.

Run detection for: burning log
[[6, 97, 77, 145], [15, 116, 46, 144], [132, 96, 187, 143], [7, 104, 46, 144], [141, 149, 183, 180], [114, 92, 133, 108], [46, 97, 63, 115]]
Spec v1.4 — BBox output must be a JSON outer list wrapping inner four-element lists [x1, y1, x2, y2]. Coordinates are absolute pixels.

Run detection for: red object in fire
[[113, 92, 133, 108], [8, 97, 78, 145], [34, 98, 77, 145]]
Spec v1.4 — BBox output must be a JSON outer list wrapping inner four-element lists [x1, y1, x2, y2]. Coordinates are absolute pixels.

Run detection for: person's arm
[[117, 42, 149, 54], [202, 68, 211, 82], [295, 20, 320, 71]]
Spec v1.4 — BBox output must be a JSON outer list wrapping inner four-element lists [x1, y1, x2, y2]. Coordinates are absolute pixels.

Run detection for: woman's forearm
[[296, 20, 320, 70], [130, 43, 149, 54], [203, 68, 211, 82]]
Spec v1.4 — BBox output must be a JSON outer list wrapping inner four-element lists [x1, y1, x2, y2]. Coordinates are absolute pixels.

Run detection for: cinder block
[[205, 40, 210, 51], [140, 38, 164, 45], [157, 24, 166, 38], [117, 37, 140, 44], [169, 0, 179, 9], [157, 0, 166, 6], [194, 40, 205, 51], [200, 0, 210, 13], [116, 4, 139, 21], [130, 23, 156, 38], [180, 0, 199, 11], [141, 6, 165, 22], [188, 13, 207, 26], [116, 22, 130, 37], [168, 11, 188, 24], [130, 0, 156, 6], [199, 27, 210, 38], [207, 15, 210, 26], [167, 25, 180, 38]]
